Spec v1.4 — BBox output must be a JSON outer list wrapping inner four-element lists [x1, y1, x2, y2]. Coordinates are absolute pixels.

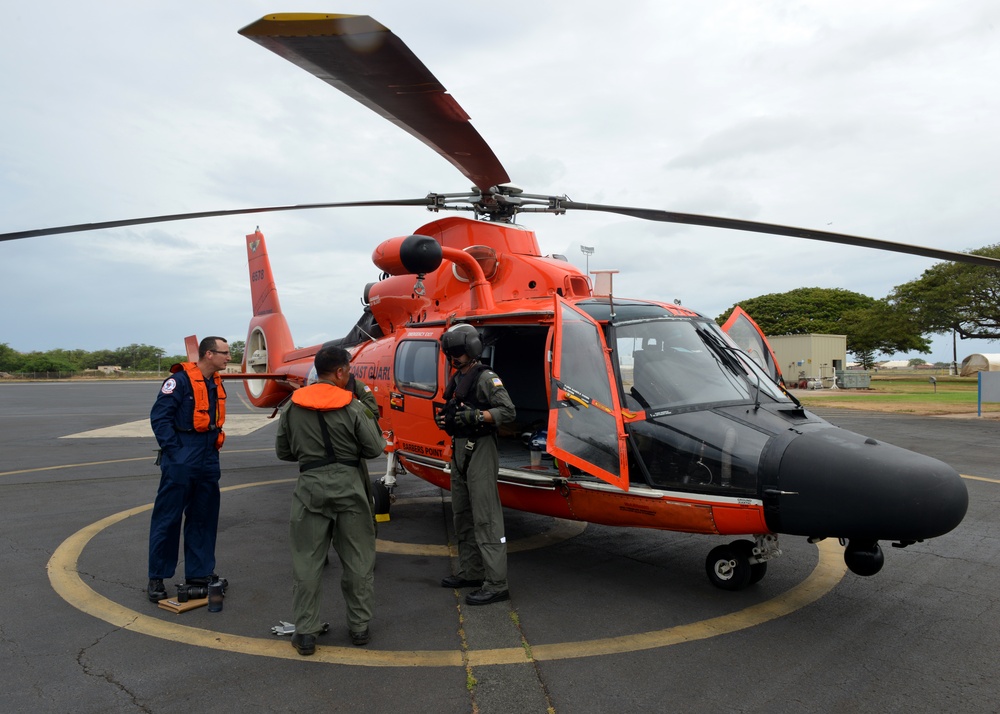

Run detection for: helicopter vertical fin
[[247, 229, 282, 317], [242, 230, 298, 406], [183, 335, 199, 363]]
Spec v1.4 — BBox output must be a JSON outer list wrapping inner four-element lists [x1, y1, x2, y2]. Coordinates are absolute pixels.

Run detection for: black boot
[[147, 578, 167, 602]]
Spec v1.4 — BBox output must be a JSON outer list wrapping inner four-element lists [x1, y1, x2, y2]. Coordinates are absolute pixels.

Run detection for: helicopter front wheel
[[705, 539, 768, 590], [706, 542, 752, 590]]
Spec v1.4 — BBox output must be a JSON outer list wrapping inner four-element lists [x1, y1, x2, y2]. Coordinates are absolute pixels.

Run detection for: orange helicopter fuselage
[[239, 216, 770, 537]]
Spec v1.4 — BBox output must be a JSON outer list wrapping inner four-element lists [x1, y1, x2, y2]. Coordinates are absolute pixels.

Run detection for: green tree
[[718, 287, 929, 369], [113, 344, 165, 371], [840, 299, 930, 369], [888, 244, 1000, 342], [0, 343, 24, 372], [229, 340, 245, 364], [81, 349, 119, 369], [46, 348, 89, 370], [18, 352, 77, 374], [718, 287, 876, 335]]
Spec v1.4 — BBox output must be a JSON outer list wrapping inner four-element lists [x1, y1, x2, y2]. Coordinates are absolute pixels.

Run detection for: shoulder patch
[[160, 378, 177, 395], [363, 384, 372, 392], [491, 377, 503, 388]]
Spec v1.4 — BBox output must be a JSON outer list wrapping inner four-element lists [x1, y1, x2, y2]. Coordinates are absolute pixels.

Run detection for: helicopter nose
[[763, 426, 968, 542]]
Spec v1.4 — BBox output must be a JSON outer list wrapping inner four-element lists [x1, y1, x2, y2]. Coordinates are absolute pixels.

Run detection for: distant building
[[877, 360, 911, 370], [96, 365, 123, 375], [768, 334, 847, 388]]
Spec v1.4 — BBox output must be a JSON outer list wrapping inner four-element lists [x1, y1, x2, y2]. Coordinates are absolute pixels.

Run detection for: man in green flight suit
[[276, 345, 386, 655], [435, 324, 517, 606]]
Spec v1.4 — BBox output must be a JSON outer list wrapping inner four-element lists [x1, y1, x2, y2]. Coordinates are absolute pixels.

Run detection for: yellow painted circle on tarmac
[[48, 478, 847, 667]]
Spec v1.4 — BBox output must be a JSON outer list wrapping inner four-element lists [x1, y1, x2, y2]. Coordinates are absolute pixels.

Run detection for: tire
[[730, 539, 768, 585], [706, 544, 752, 591]]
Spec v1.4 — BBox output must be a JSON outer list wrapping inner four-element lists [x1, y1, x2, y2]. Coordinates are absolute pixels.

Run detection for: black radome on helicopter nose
[[763, 426, 969, 542]]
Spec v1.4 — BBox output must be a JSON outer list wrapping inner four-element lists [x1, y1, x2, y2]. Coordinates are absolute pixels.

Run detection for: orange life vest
[[291, 382, 353, 411], [174, 362, 227, 449]]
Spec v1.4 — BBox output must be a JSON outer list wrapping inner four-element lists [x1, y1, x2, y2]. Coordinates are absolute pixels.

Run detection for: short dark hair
[[314, 345, 351, 376], [199, 336, 228, 359]]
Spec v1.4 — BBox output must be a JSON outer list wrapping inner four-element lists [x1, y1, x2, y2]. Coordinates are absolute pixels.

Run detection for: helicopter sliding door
[[548, 297, 629, 491]]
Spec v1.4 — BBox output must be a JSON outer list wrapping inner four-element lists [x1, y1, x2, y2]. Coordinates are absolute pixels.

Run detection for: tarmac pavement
[[1, 380, 998, 713]]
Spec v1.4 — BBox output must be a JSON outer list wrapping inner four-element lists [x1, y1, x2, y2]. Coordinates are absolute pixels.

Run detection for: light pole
[[580, 245, 594, 275], [951, 329, 957, 376]]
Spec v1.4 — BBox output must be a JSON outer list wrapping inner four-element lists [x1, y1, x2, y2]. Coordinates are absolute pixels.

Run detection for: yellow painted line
[[962, 474, 1000, 484], [2, 456, 153, 477], [0, 448, 275, 478], [48, 479, 846, 667]]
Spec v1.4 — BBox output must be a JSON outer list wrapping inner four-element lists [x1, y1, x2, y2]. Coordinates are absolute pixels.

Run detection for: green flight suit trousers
[[451, 435, 508, 592], [290, 469, 376, 636]]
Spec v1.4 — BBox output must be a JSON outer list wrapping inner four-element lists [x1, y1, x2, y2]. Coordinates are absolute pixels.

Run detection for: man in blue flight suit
[[146, 336, 230, 602]]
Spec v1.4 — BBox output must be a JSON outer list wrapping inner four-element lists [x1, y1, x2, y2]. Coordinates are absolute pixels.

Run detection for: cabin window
[[394, 340, 438, 396]]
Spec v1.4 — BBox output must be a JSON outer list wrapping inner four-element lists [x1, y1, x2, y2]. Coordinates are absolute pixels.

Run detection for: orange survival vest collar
[[291, 382, 353, 411]]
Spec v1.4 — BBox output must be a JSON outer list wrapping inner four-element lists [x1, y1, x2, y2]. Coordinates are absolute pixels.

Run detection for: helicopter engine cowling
[[372, 234, 442, 275]]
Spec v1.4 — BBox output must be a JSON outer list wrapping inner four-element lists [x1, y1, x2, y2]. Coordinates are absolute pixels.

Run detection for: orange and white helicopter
[[5, 13, 998, 590]]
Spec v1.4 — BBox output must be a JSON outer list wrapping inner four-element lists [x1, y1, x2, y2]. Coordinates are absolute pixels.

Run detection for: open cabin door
[[547, 297, 629, 491], [720, 306, 784, 385]]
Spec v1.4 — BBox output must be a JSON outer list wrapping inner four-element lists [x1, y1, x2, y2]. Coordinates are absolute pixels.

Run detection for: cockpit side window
[[616, 320, 748, 409]]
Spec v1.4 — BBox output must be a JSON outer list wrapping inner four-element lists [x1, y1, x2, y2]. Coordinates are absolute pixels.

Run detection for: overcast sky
[[2, 1, 997, 365]]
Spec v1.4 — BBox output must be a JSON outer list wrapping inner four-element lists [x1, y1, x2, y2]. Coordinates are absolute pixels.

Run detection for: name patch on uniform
[[492, 377, 503, 387], [161, 378, 177, 394]]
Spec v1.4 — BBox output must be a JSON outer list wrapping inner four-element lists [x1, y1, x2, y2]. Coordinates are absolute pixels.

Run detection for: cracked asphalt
[[1, 381, 998, 713]]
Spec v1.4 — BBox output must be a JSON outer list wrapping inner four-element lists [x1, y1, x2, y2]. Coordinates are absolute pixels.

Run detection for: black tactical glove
[[454, 407, 482, 428]]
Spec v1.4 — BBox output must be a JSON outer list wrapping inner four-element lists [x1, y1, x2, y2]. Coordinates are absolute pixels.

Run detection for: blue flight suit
[[148, 369, 224, 581]]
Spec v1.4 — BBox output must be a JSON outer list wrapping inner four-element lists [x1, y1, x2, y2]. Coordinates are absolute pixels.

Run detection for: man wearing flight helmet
[[435, 323, 516, 605]]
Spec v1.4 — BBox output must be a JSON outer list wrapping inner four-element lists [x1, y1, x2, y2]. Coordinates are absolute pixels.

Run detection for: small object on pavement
[[271, 621, 330, 636]]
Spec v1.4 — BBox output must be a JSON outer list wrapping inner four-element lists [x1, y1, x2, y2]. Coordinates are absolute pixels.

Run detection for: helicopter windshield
[[614, 317, 789, 411]]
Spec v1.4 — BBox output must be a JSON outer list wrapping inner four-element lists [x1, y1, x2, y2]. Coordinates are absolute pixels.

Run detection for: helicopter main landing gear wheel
[[705, 539, 767, 591]]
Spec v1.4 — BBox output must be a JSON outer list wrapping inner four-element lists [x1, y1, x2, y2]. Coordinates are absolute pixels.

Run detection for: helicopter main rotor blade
[[561, 200, 1000, 269], [239, 14, 510, 193], [0, 198, 434, 242]]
